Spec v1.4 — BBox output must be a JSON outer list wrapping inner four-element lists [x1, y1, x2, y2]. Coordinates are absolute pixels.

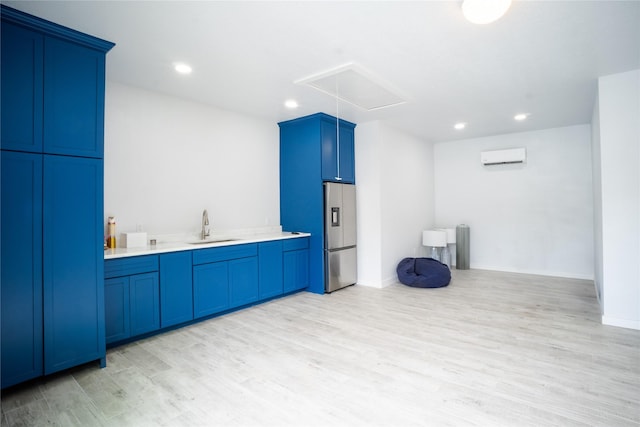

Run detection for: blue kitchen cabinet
[[1, 6, 112, 158], [0, 152, 43, 389], [258, 241, 284, 299], [283, 238, 310, 293], [104, 256, 160, 344], [130, 273, 160, 336], [160, 252, 194, 328], [0, 22, 43, 153], [338, 124, 355, 183], [279, 113, 355, 294], [105, 277, 130, 344], [0, 5, 114, 388], [192, 243, 259, 313], [105, 273, 160, 344], [193, 262, 229, 318], [43, 155, 105, 374], [320, 115, 356, 184], [229, 257, 259, 309], [43, 36, 107, 158]]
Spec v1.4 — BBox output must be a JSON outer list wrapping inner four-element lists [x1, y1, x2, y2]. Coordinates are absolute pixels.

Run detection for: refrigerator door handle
[[331, 207, 340, 227]]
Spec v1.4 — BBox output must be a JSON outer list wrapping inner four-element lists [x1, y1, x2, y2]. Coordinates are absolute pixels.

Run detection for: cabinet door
[[320, 118, 338, 182], [1, 151, 43, 388], [160, 252, 193, 328], [1, 23, 43, 153], [105, 277, 130, 344], [43, 37, 106, 158], [43, 155, 105, 374], [193, 262, 229, 318], [130, 272, 160, 336], [338, 125, 355, 184], [229, 257, 259, 308], [284, 249, 309, 293], [258, 241, 283, 300], [321, 118, 356, 183]]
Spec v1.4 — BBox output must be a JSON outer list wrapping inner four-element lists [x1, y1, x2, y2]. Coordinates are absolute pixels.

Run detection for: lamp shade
[[440, 228, 456, 244], [422, 230, 447, 247]]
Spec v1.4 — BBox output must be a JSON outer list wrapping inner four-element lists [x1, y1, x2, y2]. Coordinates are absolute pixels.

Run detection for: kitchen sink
[[188, 239, 238, 245]]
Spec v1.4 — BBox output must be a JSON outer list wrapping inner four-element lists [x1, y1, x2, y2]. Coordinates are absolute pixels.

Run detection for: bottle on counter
[[107, 217, 116, 249]]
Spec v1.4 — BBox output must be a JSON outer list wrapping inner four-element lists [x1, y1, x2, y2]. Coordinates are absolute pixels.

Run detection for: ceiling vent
[[296, 63, 406, 111]]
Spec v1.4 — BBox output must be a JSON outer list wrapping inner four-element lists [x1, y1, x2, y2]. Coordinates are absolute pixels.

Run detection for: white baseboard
[[356, 276, 397, 289], [469, 264, 594, 281], [602, 316, 640, 330]]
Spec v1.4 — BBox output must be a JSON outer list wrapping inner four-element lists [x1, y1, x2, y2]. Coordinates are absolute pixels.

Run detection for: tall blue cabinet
[[279, 113, 356, 294], [1, 5, 114, 389]]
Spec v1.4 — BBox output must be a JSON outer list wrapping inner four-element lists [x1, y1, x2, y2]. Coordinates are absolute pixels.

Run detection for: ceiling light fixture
[[174, 62, 192, 75], [462, 0, 512, 25], [454, 122, 467, 130], [514, 113, 529, 121], [284, 99, 299, 109]]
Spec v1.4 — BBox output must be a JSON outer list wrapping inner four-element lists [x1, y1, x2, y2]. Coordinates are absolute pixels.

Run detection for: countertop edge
[[104, 232, 311, 260]]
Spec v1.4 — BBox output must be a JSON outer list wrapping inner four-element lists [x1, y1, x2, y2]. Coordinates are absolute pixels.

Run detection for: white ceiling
[[5, 0, 640, 142]]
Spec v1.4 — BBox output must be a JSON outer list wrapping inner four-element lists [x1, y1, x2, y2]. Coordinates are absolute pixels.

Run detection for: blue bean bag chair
[[396, 257, 451, 288]]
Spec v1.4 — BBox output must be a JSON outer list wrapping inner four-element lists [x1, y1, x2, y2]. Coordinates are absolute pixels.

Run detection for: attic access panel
[[296, 64, 406, 111]]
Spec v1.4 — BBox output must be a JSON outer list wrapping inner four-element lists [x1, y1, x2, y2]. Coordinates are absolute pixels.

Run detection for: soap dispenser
[[107, 217, 116, 248]]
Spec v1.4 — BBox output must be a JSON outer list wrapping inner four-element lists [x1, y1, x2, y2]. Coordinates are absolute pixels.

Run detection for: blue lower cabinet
[[105, 277, 130, 344], [193, 262, 229, 318], [105, 273, 160, 344], [104, 256, 159, 345], [160, 252, 193, 328], [101, 237, 309, 350], [258, 241, 283, 299], [229, 257, 259, 309], [130, 272, 160, 336], [284, 249, 310, 293]]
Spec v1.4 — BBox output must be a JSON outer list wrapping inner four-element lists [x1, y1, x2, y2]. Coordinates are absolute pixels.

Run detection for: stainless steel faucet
[[201, 209, 210, 240]]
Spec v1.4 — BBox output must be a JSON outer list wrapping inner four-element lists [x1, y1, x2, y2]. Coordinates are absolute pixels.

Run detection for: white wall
[[356, 121, 434, 288], [355, 122, 383, 287], [595, 69, 640, 330], [104, 82, 280, 239], [434, 125, 594, 279]]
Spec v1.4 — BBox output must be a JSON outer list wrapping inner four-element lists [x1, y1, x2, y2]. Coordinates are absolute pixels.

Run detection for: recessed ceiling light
[[454, 122, 467, 130], [514, 113, 529, 121], [174, 63, 192, 75], [462, 0, 512, 25], [284, 99, 299, 109]]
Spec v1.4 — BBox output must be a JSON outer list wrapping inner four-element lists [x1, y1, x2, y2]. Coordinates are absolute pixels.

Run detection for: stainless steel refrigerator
[[324, 182, 357, 293]]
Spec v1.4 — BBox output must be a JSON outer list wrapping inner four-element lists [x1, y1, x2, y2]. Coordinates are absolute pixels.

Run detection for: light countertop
[[104, 231, 311, 260]]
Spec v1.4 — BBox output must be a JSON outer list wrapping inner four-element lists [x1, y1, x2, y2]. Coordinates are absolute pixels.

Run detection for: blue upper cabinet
[[338, 124, 355, 183], [281, 113, 356, 186], [43, 37, 107, 158], [318, 114, 356, 184], [0, 5, 114, 158], [1, 22, 44, 153]]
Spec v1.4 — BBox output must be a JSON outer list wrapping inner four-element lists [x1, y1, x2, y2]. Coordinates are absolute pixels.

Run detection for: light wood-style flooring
[[2, 269, 639, 426]]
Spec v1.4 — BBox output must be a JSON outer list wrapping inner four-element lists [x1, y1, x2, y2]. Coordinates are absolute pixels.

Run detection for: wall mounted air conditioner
[[480, 148, 526, 166]]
